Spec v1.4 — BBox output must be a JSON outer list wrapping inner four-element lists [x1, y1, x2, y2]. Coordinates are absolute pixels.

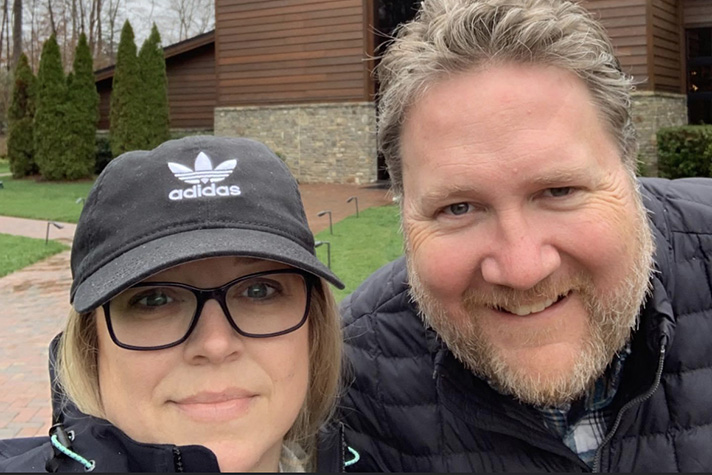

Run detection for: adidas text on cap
[[70, 136, 344, 314]]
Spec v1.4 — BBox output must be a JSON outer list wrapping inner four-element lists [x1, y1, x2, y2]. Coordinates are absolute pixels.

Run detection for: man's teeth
[[503, 297, 558, 316]]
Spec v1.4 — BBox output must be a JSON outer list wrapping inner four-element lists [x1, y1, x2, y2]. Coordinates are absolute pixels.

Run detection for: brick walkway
[[0, 182, 392, 438]]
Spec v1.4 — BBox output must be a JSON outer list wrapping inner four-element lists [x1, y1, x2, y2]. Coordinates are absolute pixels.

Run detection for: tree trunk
[[71, 0, 77, 41], [95, 0, 101, 62], [88, 0, 95, 54], [0, 0, 8, 67], [11, 0, 20, 68], [47, 0, 56, 36]]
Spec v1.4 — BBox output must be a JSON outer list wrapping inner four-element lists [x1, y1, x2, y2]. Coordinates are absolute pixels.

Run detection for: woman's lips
[[171, 390, 257, 422]]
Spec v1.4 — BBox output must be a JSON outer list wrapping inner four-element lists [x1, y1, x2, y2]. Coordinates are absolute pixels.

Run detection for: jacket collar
[[53, 416, 220, 472]]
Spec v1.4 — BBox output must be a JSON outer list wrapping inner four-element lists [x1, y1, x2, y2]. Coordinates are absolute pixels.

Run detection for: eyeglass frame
[[101, 268, 314, 351]]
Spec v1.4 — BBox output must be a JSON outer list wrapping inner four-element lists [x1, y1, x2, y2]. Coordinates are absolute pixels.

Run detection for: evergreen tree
[[34, 34, 67, 180], [137, 24, 170, 149], [64, 33, 99, 179], [7, 53, 36, 178], [110, 20, 143, 157]]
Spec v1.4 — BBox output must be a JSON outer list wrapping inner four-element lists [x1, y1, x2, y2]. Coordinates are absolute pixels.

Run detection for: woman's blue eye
[[134, 291, 173, 307], [447, 203, 471, 215], [244, 283, 276, 299]]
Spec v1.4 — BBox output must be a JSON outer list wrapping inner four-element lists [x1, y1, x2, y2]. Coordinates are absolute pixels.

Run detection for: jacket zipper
[[592, 335, 668, 472], [173, 447, 184, 473]]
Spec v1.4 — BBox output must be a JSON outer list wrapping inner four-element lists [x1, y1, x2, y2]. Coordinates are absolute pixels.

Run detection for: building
[[583, 0, 712, 173], [97, 0, 712, 182], [95, 30, 216, 133]]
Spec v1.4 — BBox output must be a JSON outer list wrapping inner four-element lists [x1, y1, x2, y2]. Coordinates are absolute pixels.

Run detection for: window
[[687, 27, 712, 124]]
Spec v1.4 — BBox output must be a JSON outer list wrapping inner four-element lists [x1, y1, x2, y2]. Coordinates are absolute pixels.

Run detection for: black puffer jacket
[[0, 418, 346, 472], [340, 178, 712, 472]]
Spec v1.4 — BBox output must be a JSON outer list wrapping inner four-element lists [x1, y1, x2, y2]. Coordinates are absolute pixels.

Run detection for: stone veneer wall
[[214, 103, 377, 184], [631, 91, 687, 175]]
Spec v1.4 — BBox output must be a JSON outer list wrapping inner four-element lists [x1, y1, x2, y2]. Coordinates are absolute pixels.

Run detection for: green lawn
[[0, 158, 9, 175], [0, 176, 94, 223], [0, 176, 402, 297], [0, 233, 69, 278], [314, 205, 403, 302]]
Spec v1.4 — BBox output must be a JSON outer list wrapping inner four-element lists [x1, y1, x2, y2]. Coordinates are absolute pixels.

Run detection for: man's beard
[[407, 186, 656, 407]]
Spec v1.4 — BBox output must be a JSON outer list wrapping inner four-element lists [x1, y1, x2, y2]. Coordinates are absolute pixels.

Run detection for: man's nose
[[480, 212, 561, 290]]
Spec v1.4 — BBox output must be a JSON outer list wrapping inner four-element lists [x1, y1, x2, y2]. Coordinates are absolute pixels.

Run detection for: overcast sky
[[118, 0, 214, 47]]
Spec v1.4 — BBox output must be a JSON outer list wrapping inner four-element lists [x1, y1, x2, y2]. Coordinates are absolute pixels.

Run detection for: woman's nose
[[183, 300, 243, 364]]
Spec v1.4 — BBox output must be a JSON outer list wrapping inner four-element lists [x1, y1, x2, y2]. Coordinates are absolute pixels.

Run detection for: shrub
[[7, 53, 36, 178], [110, 21, 143, 157], [95, 135, 112, 174], [137, 24, 170, 150], [64, 33, 99, 179], [34, 35, 67, 180], [657, 125, 712, 179]]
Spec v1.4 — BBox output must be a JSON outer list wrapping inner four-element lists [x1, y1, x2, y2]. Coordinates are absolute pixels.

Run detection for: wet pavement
[[0, 182, 392, 438]]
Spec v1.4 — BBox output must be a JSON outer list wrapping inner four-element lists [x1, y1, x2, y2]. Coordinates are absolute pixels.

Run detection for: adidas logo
[[167, 151, 242, 201]]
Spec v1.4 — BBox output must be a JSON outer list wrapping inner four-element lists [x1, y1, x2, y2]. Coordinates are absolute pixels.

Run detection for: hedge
[[656, 125, 712, 179]]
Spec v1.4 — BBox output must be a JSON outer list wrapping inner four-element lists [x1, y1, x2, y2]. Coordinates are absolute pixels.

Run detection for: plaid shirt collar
[[537, 342, 632, 467]]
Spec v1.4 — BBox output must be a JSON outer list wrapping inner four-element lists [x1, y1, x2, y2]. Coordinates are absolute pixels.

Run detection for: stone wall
[[632, 91, 687, 175], [215, 102, 377, 184]]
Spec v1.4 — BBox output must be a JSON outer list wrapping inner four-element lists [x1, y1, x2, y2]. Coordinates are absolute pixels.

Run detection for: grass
[[0, 175, 402, 296], [0, 233, 69, 278], [0, 176, 94, 223], [314, 205, 403, 302], [0, 158, 9, 175]]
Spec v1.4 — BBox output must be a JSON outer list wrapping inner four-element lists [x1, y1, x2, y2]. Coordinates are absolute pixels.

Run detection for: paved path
[[0, 216, 77, 243], [0, 182, 392, 438]]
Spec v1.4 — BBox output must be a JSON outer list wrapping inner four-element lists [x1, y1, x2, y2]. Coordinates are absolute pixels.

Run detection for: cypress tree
[[137, 24, 169, 149], [64, 33, 99, 179], [34, 34, 67, 180], [7, 53, 36, 178], [110, 20, 143, 157]]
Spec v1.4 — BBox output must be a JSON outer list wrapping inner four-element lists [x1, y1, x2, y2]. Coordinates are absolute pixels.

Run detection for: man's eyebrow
[[531, 170, 589, 187], [418, 184, 481, 204]]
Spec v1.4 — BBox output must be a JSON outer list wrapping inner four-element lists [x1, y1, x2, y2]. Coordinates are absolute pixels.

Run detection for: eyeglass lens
[[107, 271, 308, 348]]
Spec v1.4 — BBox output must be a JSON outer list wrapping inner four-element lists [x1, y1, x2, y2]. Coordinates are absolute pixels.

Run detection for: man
[[339, 0, 712, 471]]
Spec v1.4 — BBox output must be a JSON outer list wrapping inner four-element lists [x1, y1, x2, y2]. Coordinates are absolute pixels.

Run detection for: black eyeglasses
[[103, 269, 313, 351]]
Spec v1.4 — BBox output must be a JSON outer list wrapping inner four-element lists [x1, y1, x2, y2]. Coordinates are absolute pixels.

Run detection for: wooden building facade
[[212, 0, 377, 183], [579, 0, 712, 167], [214, 0, 374, 106], [96, 0, 712, 181]]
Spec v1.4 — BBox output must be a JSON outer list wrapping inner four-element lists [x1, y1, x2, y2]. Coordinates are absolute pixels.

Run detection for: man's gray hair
[[377, 0, 638, 196]]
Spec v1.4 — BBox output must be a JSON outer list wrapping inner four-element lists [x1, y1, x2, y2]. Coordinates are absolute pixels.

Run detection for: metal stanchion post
[[317, 210, 333, 234], [315, 240, 331, 269], [45, 222, 64, 245], [347, 196, 359, 217]]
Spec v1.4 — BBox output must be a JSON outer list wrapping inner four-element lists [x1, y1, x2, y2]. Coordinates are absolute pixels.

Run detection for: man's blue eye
[[448, 203, 471, 215], [548, 187, 574, 197]]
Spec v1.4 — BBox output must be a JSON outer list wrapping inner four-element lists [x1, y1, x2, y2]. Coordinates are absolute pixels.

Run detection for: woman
[[0, 136, 346, 472]]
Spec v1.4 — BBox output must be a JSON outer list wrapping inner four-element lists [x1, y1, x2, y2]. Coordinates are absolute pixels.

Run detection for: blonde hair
[[57, 277, 342, 470], [377, 0, 638, 197]]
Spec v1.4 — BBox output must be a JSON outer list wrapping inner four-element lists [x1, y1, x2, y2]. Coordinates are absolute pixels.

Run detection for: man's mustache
[[462, 273, 592, 310]]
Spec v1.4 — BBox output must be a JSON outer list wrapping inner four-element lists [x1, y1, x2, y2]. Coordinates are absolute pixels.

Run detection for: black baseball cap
[[70, 135, 344, 313]]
